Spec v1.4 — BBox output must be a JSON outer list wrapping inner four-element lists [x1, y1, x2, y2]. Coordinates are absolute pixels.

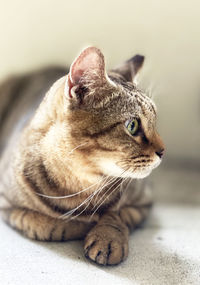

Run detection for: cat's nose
[[155, 149, 164, 158]]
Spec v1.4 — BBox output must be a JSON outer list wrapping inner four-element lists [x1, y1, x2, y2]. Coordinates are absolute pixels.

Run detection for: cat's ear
[[65, 47, 109, 100], [112, 54, 145, 83]]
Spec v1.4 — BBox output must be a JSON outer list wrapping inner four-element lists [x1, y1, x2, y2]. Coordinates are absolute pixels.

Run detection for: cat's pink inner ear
[[69, 47, 105, 85]]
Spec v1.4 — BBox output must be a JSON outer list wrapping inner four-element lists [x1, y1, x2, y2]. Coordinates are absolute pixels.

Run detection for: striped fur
[[0, 47, 164, 266]]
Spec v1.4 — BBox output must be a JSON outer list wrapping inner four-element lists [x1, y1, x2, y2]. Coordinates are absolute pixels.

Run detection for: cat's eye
[[125, 119, 139, 135]]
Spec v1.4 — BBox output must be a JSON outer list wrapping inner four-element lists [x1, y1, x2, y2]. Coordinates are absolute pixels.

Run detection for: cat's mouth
[[98, 155, 161, 179], [129, 156, 161, 178]]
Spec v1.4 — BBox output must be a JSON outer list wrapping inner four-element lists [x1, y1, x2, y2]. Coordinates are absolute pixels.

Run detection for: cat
[[0, 47, 164, 266]]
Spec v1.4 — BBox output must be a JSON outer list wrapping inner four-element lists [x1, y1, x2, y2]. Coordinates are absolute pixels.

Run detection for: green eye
[[125, 119, 139, 135]]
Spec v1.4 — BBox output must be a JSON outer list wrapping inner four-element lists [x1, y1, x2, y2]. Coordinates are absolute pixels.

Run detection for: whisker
[[59, 173, 125, 219], [65, 176, 114, 221], [93, 175, 110, 204], [58, 167, 129, 220], [91, 177, 121, 211], [119, 177, 128, 196], [62, 175, 118, 220], [123, 177, 133, 194], [91, 170, 127, 212], [92, 174, 121, 205], [63, 195, 95, 220], [120, 176, 130, 194], [89, 172, 127, 220], [62, 142, 88, 162], [36, 176, 106, 199], [67, 188, 100, 221], [68, 142, 88, 155], [59, 189, 97, 219]]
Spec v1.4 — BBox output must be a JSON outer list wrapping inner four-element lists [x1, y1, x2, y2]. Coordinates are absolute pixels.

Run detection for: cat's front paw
[[84, 224, 129, 265]]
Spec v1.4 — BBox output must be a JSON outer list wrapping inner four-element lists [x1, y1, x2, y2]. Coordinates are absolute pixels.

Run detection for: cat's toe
[[84, 226, 129, 265]]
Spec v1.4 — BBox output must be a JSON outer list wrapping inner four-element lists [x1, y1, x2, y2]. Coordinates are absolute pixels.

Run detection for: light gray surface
[[0, 167, 200, 285]]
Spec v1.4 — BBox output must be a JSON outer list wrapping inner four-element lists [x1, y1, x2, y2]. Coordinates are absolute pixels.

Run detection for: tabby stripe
[[136, 94, 156, 115], [134, 164, 150, 167], [22, 170, 69, 215], [134, 159, 152, 163], [49, 225, 57, 241], [121, 246, 125, 262], [131, 155, 150, 159], [107, 242, 112, 262], [61, 228, 66, 241], [88, 122, 121, 138], [34, 231, 39, 240], [39, 159, 59, 190], [97, 223, 123, 233]]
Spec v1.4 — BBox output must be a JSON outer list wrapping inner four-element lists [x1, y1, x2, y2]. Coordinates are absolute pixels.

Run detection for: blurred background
[[0, 0, 199, 167], [0, 2, 200, 283]]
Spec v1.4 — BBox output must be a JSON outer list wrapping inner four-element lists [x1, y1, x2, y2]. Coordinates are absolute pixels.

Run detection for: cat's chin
[[98, 160, 156, 179], [120, 168, 152, 179], [130, 170, 152, 179]]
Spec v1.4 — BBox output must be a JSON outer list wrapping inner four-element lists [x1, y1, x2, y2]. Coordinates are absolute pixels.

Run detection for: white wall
[[0, 0, 199, 162]]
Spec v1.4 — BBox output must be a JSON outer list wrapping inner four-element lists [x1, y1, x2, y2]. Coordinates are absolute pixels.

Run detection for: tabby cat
[[0, 47, 164, 265]]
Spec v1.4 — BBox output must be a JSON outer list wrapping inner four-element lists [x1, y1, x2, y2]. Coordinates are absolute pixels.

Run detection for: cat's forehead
[[122, 86, 157, 120], [97, 77, 157, 124]]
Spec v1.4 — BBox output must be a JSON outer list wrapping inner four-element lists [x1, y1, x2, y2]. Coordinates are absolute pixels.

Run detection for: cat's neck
[[39, 124, 102, 193], [22, 82, 102, 194]]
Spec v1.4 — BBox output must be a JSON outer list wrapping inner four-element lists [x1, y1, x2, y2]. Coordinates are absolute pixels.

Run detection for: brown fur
[[0, 47, 164, 266]]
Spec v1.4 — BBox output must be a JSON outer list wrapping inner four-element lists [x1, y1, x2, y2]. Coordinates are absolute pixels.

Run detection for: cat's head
[[62, 47, 164, 179]]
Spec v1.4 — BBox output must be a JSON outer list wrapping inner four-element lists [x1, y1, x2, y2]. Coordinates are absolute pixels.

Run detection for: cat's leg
[[118, 186, 153, 234], [84, 206, 151, 266], [84, 211, 129, 265], [84, 187, 152, 265], [118, 204, 151, 233], [1, 208, 94, 241]]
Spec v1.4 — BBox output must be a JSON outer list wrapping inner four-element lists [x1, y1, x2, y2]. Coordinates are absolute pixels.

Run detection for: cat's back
[[0, 66, 67, 154]]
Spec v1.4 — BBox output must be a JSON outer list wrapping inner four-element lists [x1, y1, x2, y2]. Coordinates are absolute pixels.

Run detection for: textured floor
[[0, 166, 200, 285]]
